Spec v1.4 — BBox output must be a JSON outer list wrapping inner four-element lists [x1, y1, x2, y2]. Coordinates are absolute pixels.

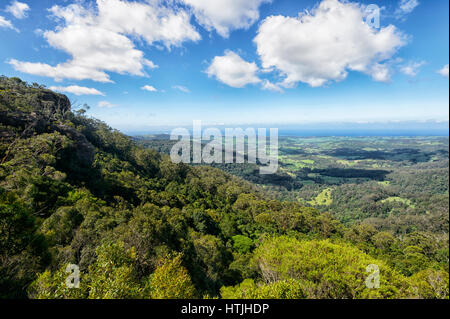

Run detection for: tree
[[250, 236, 411, 299], [86, 242, 144, 299], [221, 278, 307, 299], [0, 189, 48, 298], [409, 269, 449, 299], [148, 254, 196, 299], [232, 235, 254, 254]]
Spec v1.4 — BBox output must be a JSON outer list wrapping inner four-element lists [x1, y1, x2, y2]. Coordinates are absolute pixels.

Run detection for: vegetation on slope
[[0, 77, 448, 299]]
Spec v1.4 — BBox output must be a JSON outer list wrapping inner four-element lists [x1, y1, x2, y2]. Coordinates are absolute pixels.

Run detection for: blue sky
[[0, 0, 448, 132]]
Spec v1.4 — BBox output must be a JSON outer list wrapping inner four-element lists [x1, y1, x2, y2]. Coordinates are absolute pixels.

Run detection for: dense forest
[[0, 77, 448, 299], [136, 135, 449, 235]]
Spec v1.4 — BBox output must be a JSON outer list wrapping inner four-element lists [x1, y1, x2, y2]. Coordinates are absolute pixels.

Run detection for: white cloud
[[6, 1, 30, 19], [261, 80, 283, 93], [9, 58, 117, 83], [206, 50, 261, 88], [437, 64, 449, 78], [182, 0, 271, 37], [370, 63, 391, 82], [399, 60, 425, 76], [0, 15, 16, 31], [49, 85, 105, 96], [172, 85, 190, 93], [397, 0, 419, 16], [98, 101, 118, 108], [254, 0, 407, 88], [9, 0, 200, 82], [141, 85, 158, 92], [96, 0, 200, 48]]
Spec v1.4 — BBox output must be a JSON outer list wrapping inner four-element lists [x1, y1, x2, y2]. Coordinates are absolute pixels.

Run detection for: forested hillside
[[0, 77, 448, 299], [137, 135, 449, 235]]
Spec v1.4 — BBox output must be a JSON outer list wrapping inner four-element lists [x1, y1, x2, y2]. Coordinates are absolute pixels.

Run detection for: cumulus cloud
[[141, 85, 158, 92], [437, 64, 449, 78], [254, 0, 407, 88], [9, 58, 117, 82], [0, 15, 16, 31], [396, 0, 419, 16], [206, 50, 261, 88], [6, 1, 30, 19], [9, 0, 200, 82], [49, 85, 105, 96], [96, 0, 200, 48], [172, 85, 190, 93], [98, 101, 118, 108], [182, 0, 271, 37], [400, 60, 425, 76]]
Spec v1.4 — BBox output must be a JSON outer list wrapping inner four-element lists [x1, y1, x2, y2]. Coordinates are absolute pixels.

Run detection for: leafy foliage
[[0, 77, 448, 299]]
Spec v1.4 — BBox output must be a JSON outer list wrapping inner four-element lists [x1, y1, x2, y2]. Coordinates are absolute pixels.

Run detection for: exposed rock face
[[0, 76, 71, 114], [0, 77, 94, 165], [38, 90, 71, 114]]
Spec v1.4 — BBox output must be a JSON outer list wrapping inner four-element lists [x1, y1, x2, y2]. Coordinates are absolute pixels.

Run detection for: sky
[[0, 0, 449, 132]]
